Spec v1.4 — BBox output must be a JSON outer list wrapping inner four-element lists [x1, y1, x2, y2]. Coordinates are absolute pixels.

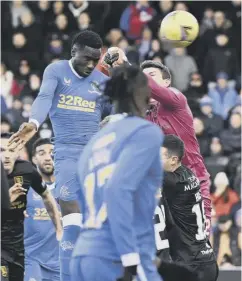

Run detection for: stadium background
[[1, 0, 241, 277]]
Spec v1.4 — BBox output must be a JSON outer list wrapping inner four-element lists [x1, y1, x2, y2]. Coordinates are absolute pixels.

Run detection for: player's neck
[[171, 163, 181, 172], [41, 174, 55, 183]]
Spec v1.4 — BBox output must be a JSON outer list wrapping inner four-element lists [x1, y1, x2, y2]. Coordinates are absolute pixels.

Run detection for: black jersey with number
[[1, 160, 46, 259], [154, 193, 174, 261], [163, 165, 216, 265]]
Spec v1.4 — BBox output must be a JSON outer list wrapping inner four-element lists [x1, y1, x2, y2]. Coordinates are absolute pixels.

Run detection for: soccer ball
[[159, 11, 199, 48]]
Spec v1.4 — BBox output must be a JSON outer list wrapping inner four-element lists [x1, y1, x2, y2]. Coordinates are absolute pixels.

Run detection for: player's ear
[[71, 46, 75, 57], [32, 156, 37, 165], [164, 79, 171, 87]]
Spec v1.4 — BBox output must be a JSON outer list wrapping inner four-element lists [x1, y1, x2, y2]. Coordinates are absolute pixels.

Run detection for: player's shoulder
[[13, 160, 34, 176], [91, 68, 109, 81], [169, 87, 186, 97], [44, 60, 68, 73]]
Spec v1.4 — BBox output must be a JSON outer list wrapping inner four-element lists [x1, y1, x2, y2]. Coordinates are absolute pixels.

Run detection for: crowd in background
[[1, 0, 241, 268]]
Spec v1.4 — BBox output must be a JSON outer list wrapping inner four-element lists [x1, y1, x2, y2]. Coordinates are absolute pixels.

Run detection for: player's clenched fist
[[101, 47, 128, 69], [8, 122, 37, 151], [9, 183, 27, 203]]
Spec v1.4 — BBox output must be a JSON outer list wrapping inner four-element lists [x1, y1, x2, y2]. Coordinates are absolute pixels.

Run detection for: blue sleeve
[[30, 64, 58, 127], [105, 125, 163, 266], [120, 7, 131, 32]]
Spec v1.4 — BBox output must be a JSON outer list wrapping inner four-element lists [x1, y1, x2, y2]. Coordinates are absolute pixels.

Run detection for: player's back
[[24, 183, 59, 270], [163, 165, 215, 265], [39, 60, 109, 157], [73, 114, 163, 262]]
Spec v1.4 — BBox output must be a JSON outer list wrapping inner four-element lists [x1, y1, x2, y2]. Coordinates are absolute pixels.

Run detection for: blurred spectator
[[5, 99, 25, 131], [5, 32, 38, 73], [184, 72, 206, 114], [165, 47, 198, 91], [120, 0, 156, 41], [211, 172, 240, 218], [68, 0, 89, 19], [213, 215, 235, 266], [220, 112, 241, 154], [1, 116, 12, 134], [50, 14, 70, 41], [21, 96, 34, 121], [117, 38, 140, 65], [19, 11, 41, 48], [150, 0, 173, 36], [208, 72, 238, 120], [39, 123, 53, 139], [53, 1, 65, 17], [205, 137, 229, 189], [138, 27, 153, 61], [43, 36, 69, 65], [106, 28, 123, 47], [145, 39, 165, 61], [203, 34, 239, 82], [174, 2, 188, 11], [10, 0, 32, 28], [76, 12, 93, 32], [20, 73, 41, 99], [199, 96, 224, 137], [199, 8, 214, 36], [1, 62, 14, 108], [193, 117, 210, 157], [17, 59, 32, 82]]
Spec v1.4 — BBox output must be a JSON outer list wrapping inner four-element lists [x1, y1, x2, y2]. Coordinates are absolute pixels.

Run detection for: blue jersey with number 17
[[73, 115, 164, 264]]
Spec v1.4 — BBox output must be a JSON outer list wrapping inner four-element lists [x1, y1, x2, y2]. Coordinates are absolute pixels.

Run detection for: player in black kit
[[160, 135, 218, 281], [0, 133, 62, 281]]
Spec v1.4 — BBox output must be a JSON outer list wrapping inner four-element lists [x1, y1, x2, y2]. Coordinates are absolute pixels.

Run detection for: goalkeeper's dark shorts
[[190, 261, 219, 281]]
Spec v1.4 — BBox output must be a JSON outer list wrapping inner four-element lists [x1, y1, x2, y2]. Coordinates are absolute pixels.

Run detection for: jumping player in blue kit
[[9, 30, 112, 281], [71, 65, 164, 281], [24, 139, 60, 281]]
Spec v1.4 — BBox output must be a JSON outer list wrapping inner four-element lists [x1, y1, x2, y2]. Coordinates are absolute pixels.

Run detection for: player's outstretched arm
[[31, 167, 63, 240], [8, 64, 58, 150], [105, 125, 163, 279], [41, 189, 63, 241], [146, 75, 185, 109]]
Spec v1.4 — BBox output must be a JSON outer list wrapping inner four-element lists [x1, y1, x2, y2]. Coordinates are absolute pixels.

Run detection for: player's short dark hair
[[71, 30, 103, 49], [32, 138, 52, 156], [1, 132, 13, 139], [163, 135, 184, 162], [103, 65, 147, 114], [140, 60, 171, 80]]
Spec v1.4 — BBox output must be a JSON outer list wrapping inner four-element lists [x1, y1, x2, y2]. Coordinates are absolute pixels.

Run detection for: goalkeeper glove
[[103, 52, 119, 68], [116, 265, 137, 281]]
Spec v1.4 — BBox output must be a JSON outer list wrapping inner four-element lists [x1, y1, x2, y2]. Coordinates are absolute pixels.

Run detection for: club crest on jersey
[[63, 77, 71, 86], [14, 176, 23, 184], [1, 266, 8, 277], [88, 81, 102, 95]]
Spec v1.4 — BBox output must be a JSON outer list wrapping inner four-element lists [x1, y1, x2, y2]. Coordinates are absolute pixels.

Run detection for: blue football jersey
[[30, 60, 111, 159], [24, 182, 60, 270], [73, 114, 164, 265]]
